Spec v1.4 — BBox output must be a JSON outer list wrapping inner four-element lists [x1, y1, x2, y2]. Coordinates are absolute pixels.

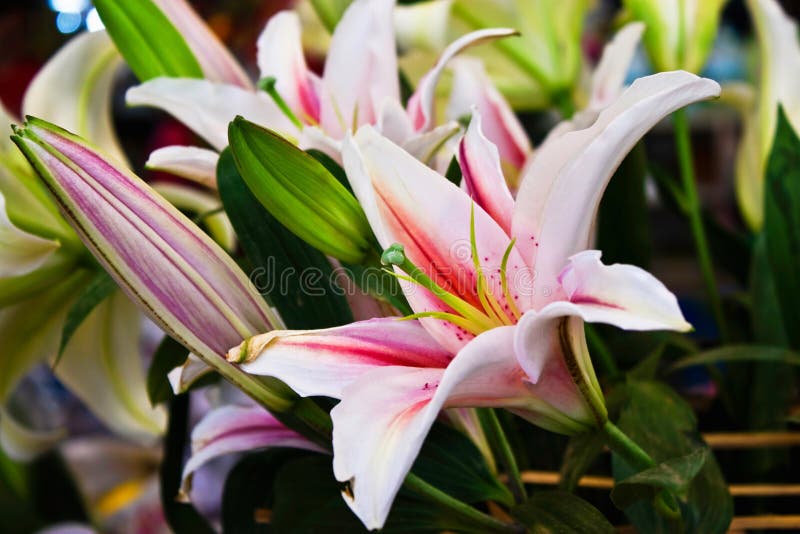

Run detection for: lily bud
[[623, 0, 727, 74], [12, 117, 294, 412], [228, 117, 374, 264]]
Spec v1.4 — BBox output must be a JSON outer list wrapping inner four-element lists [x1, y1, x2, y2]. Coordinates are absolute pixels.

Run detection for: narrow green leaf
[[668, 345, 800, 372], [228, 117, 373, 264], [93, 0, 203, 81], [217, 148, 354, 329], [763, 106, 800, 349], [55, 270, 116, 367], [146, 336, 189, 407], [611, 448, 708, 509], [512, 491, 615, 534]]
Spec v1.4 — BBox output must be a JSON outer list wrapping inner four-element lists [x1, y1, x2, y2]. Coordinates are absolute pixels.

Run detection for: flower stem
[[404, 473, 522, 533], [673, 109, 728, 342], [484, 409, 526, 503], [601, 420, 681, 518]]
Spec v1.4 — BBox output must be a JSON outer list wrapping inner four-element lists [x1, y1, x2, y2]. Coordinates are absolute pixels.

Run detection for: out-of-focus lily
[[0, 31, 165, 459], [179, 404, 325, 497], [126, 0, 516, 184], [446, 21, 645, 181], [733, 0, 800, 229], [231, 71, 718, 529], [12, 117, 296, 414], [622, 0, 727, 74], [415, 0, 592, 111]]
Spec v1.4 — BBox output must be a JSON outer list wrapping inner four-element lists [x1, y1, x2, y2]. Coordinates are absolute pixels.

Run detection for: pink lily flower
[[179, 404, 325, 498], [126, 0, 517, 184], [230, 70, 719, 529]]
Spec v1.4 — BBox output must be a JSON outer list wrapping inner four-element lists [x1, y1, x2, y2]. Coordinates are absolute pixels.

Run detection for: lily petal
[[257, 11, 321, 123], [458, 110, 514, 234], [343, 126, 533, 353], [145, 146, 219, 189], [233, 318, 453, 398], [13, 119, 280, 362], [588, 22, 645, 110], [0, 191, 60, 277], [331, 326, 529, 530], [739, 0, 800, 229], [167, 353, 211, 395], [513, 308, 602, 424], [0, 270, 88, 406], [320, 0, 399, 138], [512, 71, 720, 295], [447, 57, 531, 170], [394, 0, 453, 52], [55, 291, 167, 441], [0, 408, 65, 461], [126, 78, 297, 151], [558, 250, 692, 332], [407, 28, 519, 133], [400, 121, 461, 165], [23, 31, 126, 164], [152, 0, 252, 88], [181, 404, 324, 496]]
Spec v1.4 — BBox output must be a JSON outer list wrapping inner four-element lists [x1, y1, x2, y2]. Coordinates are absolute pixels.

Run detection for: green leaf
[[270, 455, 489, 533], [611, 448, 708, 509], [751, 235, 789, 345], [222, 449, 313, 534], [512, 491, 615, 534], [763, 106, 800, 349], [611, 380, 732, 534], [558, 429, 605, 492], [217, 148, 354, 329], [228, 117, 373, 264], [93, 0, 203, 82], [159, 395, 215, 534], [668, 345, 800, 372], [411, 424, 513, 506], [146, 336, 188, 406], [55, 269, 116, 367], [597, 142, 650, 268]]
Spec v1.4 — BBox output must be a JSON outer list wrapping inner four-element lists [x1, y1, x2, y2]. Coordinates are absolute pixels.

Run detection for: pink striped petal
[[512, 72, 720, 298], [343, 126, 534, 353], [447, 57, 531, 170], [320, 0, 399, 138], [233, 318, 453, 398], [258, 11, 320, 124], [13, 119, 279, 362], [558, 250, 692, 332], [407, 28, 519, 133], [331, 326, 530, 530], [458, 110, 515, 234], [152, 0, 252, 89], [514, 308, 601, 426], [181, 404, 324, 495]]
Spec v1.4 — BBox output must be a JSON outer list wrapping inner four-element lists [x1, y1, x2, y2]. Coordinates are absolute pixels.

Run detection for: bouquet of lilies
[[2, 0, 800, 532]]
